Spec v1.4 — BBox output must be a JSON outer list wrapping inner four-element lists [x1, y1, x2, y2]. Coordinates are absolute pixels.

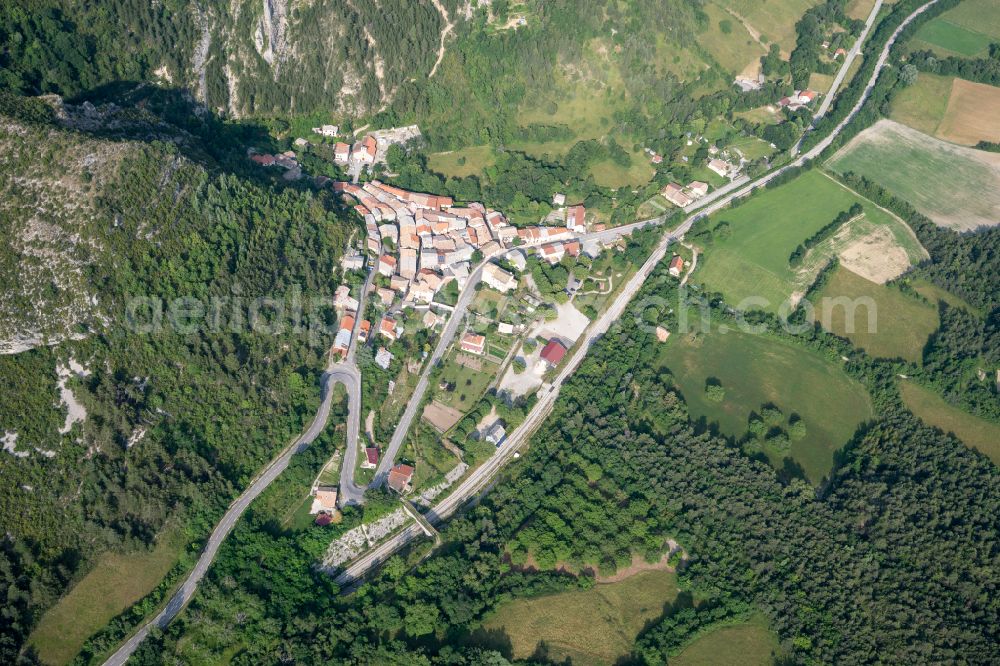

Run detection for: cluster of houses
[[662, 180, 709, 208], [330, 125, 423, 174], [334, 181, 591, 313], [248, 150, 301, 179], [777, 89, 819, 112]]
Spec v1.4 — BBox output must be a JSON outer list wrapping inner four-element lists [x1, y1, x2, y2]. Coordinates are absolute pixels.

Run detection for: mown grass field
[[474, 570, 681, 665], [694, 169, 923, 311], [29, 524, 189, 665], [912, 19, 994, 57], [827, 119, 1000, 231], [910, 0, 1000, 57], [813, 266, 938, 362], [888, 72, 954, 135], [671, 614, 781, 666], [901, 382, 1000, 465], [658, 320, 874, 483]]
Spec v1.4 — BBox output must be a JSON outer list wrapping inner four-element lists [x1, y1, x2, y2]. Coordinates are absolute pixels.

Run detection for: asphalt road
[[371, 261, 486, 486], [105, 2, 940, 658], [812, 0, 884, 121], [334, 0, 940, 585]]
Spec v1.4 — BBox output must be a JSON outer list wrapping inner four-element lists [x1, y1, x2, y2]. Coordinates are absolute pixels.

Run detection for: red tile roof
[[365, 447, 379, 466], [540, 339, 567, 366], [388, 463, 414, 492]]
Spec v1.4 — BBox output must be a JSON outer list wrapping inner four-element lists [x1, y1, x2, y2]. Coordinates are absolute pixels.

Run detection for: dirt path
[[724, 8, 768, 51], [365, 409, 375, 444], [428, 0, 454, 78], [680, 244, 698, 287]]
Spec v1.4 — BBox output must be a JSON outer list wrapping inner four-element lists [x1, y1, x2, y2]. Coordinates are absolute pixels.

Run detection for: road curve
[[103, 367, 344, 666], [337, 268, 374, 506], [335, 0, 941, 585]]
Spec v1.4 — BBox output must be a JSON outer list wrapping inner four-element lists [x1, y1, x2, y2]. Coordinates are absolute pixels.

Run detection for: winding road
[[103, 1, 939, 660], [103, 368, 343, 666]]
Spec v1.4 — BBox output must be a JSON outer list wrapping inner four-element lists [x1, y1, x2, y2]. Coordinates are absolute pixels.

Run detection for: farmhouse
[[313, 124, 339, 137], [310, 486, 338, 514], [668, 255, 684, 277], [708, 159, 736, 178], [540, 339, 568, 369], [663, 183, 692, 208], [482, 263, 518, 292], [687, 181, 709, 198], [334, 142, 350, 162], [387, 464, 414, 493], [460, 332, 487, 355]]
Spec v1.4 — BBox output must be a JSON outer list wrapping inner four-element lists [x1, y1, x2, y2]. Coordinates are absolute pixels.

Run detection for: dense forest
[[0, 93, 354, 663]]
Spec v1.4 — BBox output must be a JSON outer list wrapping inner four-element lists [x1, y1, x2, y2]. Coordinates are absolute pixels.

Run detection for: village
[[242, 119, 704, 522], [301, 174, 691, 526]]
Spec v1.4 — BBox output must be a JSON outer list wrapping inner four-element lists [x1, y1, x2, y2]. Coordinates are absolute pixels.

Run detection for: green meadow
[[694, 170, 922, 311], [901, 382, 1000, 466], [910, 0, 1000, 58], [474, 570, 680, 665], [659, 320, 874, 483], [813, 266, 938, 362], [671, 614, 781, 666]]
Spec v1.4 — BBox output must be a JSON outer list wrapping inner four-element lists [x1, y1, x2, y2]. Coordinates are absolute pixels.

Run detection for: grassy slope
[[658, 323, 874, 483], [814, 266, 938, 362], [476, 570, 680, 665], [826, 119, 1000, 231], [888, 72, 954, 135], [29, 524, 188, 665], [714, 0, 822, 54], [901, 382, 1000, 466], [911, 278, 981, 315], [696, 2, 767, 76], [695, 170, 922, 311], [671, 614, 781, 666]]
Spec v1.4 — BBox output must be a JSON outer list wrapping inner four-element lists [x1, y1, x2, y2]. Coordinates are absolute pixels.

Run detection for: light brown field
[[937, 78, 1000, 146], [838, 225, 913, 284], [421, 400, 464, 433]]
